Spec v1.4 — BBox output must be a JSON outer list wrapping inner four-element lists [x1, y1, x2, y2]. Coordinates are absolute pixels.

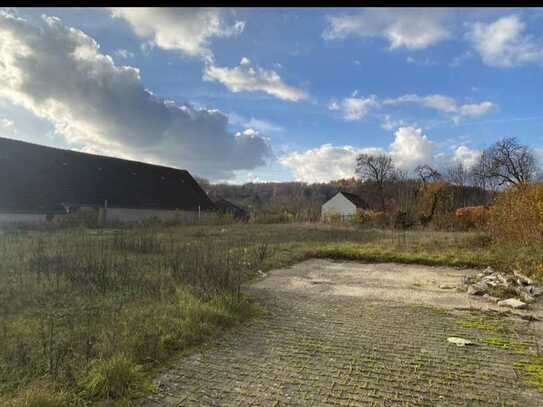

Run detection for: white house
[[321, 191, 368, 221]]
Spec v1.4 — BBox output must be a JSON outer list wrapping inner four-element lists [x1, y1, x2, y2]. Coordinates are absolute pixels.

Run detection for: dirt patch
[[253, 259, 543, 317], [142, 260, 543, 406]]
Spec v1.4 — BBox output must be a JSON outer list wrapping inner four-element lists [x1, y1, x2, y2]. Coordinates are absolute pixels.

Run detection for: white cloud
[[280, 144, 385, 183], [114, 48, 134, 59], [453, 145, 480, 169], [280, 126, 438, 182], [380, 114, 410, 130], [323, 8, 449, 50], [109, 8, 244, 60], [228, 112, 284, 133], [467, 15, 543, 67], [0, 11, 271, 180], [1, 117, 14, 130], [0, 117, 17, 136], [458, 101, 495, 117], [203, 59, 308, 102], [406, 56, 437, 66], [328, 94, 379, 121], [389, 126, 436, 171], [384, 94, 497, 120]]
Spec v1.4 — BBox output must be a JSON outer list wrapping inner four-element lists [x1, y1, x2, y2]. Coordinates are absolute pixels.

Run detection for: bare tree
[[446, 162, 469, 187], [415, 164, 442, 184], [355, 153, 396, 210], [446, 162, 470, 207], [476, 137, 537, 187]]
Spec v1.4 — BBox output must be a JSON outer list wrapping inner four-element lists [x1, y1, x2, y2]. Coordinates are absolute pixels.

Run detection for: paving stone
[[140, 287, 542, 406]]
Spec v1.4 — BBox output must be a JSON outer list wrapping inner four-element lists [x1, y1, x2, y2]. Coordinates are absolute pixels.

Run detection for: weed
[[82, 355, 149, 401]]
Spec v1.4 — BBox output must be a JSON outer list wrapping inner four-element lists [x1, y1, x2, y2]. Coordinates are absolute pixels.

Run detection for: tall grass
[[0, 227, 268, 405], [1, 221, 540, 405]]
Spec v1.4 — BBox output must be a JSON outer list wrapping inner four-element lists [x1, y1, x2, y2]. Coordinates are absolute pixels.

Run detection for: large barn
[[0, 137, 216, 224]]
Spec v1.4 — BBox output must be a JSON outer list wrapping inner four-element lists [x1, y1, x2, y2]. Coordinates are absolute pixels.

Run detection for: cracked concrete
[[141, 260, 543, 406]]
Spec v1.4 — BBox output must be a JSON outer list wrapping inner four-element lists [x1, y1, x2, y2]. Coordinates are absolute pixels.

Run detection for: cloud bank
[[0, 11, 271, 179], [467, 15, 543, 67], [281, 126, 479, 182], [110, 8, 245, 60], [323, 8, 450, 50], [203, 58, 308, 102]]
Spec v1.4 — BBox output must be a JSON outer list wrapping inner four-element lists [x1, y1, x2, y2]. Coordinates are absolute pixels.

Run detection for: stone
[[439, 284, 455, 289], [521, 293, 536, 304], [467, 281, 488, 296], [497, 298, 527, 309], [483, 266, 495, 275], [496, 273, 511, 286], [447, 337, 474, 347], [513, 270, 534, 285], [482, 294, 500, 303]]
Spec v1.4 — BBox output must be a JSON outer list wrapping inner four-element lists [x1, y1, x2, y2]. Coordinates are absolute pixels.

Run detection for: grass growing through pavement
[[456, 312, 543, 393], [1, 222, 543, 405]]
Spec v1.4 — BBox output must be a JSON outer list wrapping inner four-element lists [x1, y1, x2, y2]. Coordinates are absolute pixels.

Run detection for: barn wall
[[0, 212, 54, 224], [103, 208, 217, 224], [321, 193, 356, 220]]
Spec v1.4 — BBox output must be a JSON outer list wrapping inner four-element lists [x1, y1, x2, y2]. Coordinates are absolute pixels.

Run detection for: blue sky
[[1, 7, 543, 183]]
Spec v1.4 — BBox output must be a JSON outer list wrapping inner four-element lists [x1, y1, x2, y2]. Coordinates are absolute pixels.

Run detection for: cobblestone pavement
[[142, 262, 542, 406]]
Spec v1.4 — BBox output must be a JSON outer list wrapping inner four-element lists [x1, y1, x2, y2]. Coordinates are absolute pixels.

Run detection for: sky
[[1, 7, 543, 184]]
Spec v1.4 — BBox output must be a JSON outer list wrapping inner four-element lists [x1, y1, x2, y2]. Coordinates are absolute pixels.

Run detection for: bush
[[455, 206, 490, 230], [488, 184, 543, 246], [357, 210, 386, 227], [82, 355, 148, 401]]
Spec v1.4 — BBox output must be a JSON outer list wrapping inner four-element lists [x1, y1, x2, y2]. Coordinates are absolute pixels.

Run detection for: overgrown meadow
[[1, 218, 543, 406]]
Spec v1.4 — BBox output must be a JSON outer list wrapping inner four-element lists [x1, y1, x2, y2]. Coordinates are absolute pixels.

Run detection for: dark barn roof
[[339, 191, 369, 209], [213, 198, 248, 219], [0, 137, 215, 212]]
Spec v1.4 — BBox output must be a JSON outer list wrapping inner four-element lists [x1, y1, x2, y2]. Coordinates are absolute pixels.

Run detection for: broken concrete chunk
[[447, 337, 474, 347], [483, 266, 495, 275], [513, 270, 534, 285], [496, 273, 511, 286], [497, 298, 527, 309], [482, 294, 500, 303], [467, 282, 488, 296], [521, 293, 536, 304]]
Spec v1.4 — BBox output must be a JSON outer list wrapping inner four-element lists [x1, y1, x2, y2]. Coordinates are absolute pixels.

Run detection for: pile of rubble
[[463, 267, 543, 309]]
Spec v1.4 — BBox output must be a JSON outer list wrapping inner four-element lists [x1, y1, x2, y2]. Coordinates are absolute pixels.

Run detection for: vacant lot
[[143, 260, 543, 406], [1, 222, 543, 405]]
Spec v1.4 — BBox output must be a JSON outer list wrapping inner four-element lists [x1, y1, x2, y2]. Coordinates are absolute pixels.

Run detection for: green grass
[[1, 222, 542, 405], [456, 312, 543, 393]]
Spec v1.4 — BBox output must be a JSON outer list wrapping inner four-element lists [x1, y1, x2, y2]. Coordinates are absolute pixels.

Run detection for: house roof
[[0, 137, 215, 212], [213, 198, 248, 217], [339, 191, 369, 209]]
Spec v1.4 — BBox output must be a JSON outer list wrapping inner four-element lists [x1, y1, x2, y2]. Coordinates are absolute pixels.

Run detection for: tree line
[[198, 137, 540, 224]]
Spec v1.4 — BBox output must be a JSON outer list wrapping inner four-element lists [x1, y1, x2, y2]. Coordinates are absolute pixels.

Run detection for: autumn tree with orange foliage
[[488, 183, 543, 246]]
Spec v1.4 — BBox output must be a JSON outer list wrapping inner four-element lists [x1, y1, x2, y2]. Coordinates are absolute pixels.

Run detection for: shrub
[[357, 210, 386, 227], [455, 206, 490, 230], [81, 355, 148, 401], [488, 184, 543, 246]]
